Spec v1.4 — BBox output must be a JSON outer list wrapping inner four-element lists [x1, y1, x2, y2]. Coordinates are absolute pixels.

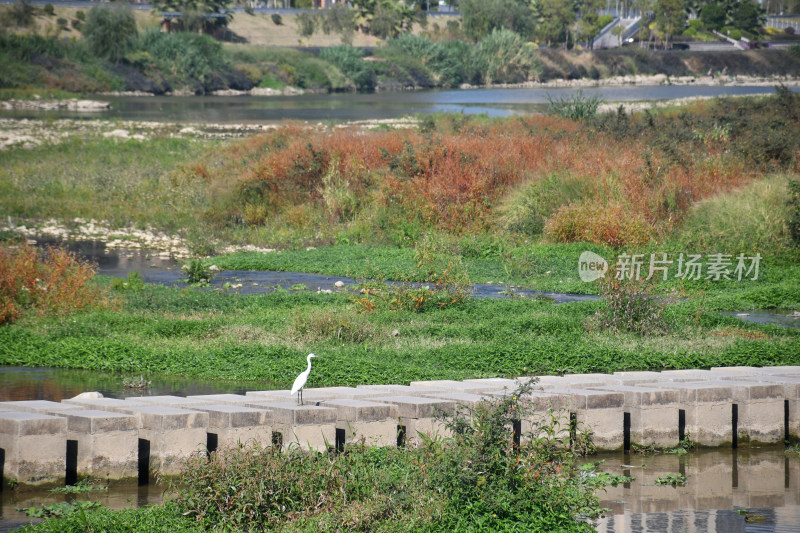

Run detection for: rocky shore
[[2, 217, 278, 258], [0, 98, 110, 111]]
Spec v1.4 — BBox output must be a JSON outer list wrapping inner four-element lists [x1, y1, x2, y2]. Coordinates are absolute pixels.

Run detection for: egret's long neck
[[305, 356, 313, 373]]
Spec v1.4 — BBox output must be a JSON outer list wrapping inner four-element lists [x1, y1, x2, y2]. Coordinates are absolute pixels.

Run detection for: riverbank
[[3, 27, 800, 99]]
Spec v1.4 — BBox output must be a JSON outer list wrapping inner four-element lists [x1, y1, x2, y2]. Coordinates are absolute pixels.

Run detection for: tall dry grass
[[195, 108, 771, 248]]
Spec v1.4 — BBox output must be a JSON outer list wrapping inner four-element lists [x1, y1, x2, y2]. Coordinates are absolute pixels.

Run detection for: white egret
[[290, 353, 317, 405]]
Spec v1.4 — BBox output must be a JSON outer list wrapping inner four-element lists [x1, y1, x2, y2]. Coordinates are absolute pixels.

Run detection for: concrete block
[[320, 399, 398, 447], [63, 398, 148, 411], [409, 380, 508, 394], [590, 385, 680, 448], [0, 400, 85, 415], [115, 405, 208, 475], [723, 375, 800, 438], [417, 391, 491, 408], [371, 396, 456, 446], [462, 377, 530, 391], [124, 395, 215, 409], [0, 411, 66, 485], [563, 372, 615, 382], [247, 387, 380, 403], [645, 382, 739, 446], [705, 380, 785, 444], [543, 389, 624, 450], [253, 402, 337, 452], [355, 384, 451, 398], [187, 393, 252, 404], [711, 365, 800, 376], [58, 410, 139, 479], [186, 404, 272, 448]]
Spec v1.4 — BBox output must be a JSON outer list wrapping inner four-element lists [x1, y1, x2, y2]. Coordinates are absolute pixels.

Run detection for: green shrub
[[110, 271, 145, 291], [290, 307, 377, 343], [475, 28, 538, 84], [319, 45, 375, 91], [384, 34, 474, 87], [678, 174, 794, 255], [43, 3, 54, 15], [84, 5, 138, 63], [500, 172, 593, 237], [270, 13, 282, 25], [135, 29, 226, 89], [729, 28, 742, 40], [590, 277, 671, 336], [546, 89, 603, 119], [0, 33, 66, 61], [181, 259, 218, 285]]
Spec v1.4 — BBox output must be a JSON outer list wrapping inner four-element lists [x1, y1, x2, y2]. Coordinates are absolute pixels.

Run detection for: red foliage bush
[[0, 245, 105, 324], [200, 112, 760, 246]]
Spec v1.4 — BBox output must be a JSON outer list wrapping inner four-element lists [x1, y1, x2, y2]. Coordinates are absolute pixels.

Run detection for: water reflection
[[0, 478, 163, 531], [590, 448, 800, 532]]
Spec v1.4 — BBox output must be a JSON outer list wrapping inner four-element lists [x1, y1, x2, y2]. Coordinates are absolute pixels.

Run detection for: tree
[[6, 0, 35, 28], [732, 0, 765, 31], [654, 0, 686, 48], [319, 4, 356, 44], [700, 2, 726, 30], [460, 0, 536, 41], [153, 0, 233, 34], [575, 0, 607, 46], [84, 6, 138, 63], [351, 0, 420, 38], [533, 0, 576, 47]]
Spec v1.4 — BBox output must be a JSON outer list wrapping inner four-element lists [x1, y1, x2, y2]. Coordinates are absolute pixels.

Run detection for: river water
[[1, 85, 796, 123]]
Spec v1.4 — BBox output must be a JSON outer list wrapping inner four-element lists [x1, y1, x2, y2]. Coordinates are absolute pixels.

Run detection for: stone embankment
[[1, 366, 798, 486]]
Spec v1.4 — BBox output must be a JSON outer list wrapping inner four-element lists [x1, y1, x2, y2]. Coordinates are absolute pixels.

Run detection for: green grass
[[0, 135, 213, 232], [210, 241, 800, 311], [2, 282, 796, 389]]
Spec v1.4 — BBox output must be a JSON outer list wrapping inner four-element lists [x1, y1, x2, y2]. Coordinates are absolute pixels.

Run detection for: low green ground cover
[[1, 275, 796, 389]]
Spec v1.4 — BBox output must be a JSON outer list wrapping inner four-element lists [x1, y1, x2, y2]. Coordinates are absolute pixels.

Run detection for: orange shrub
[[0, 245, 105, 324], [543, 201, 653, 248], [197, 113, 763, 246]]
